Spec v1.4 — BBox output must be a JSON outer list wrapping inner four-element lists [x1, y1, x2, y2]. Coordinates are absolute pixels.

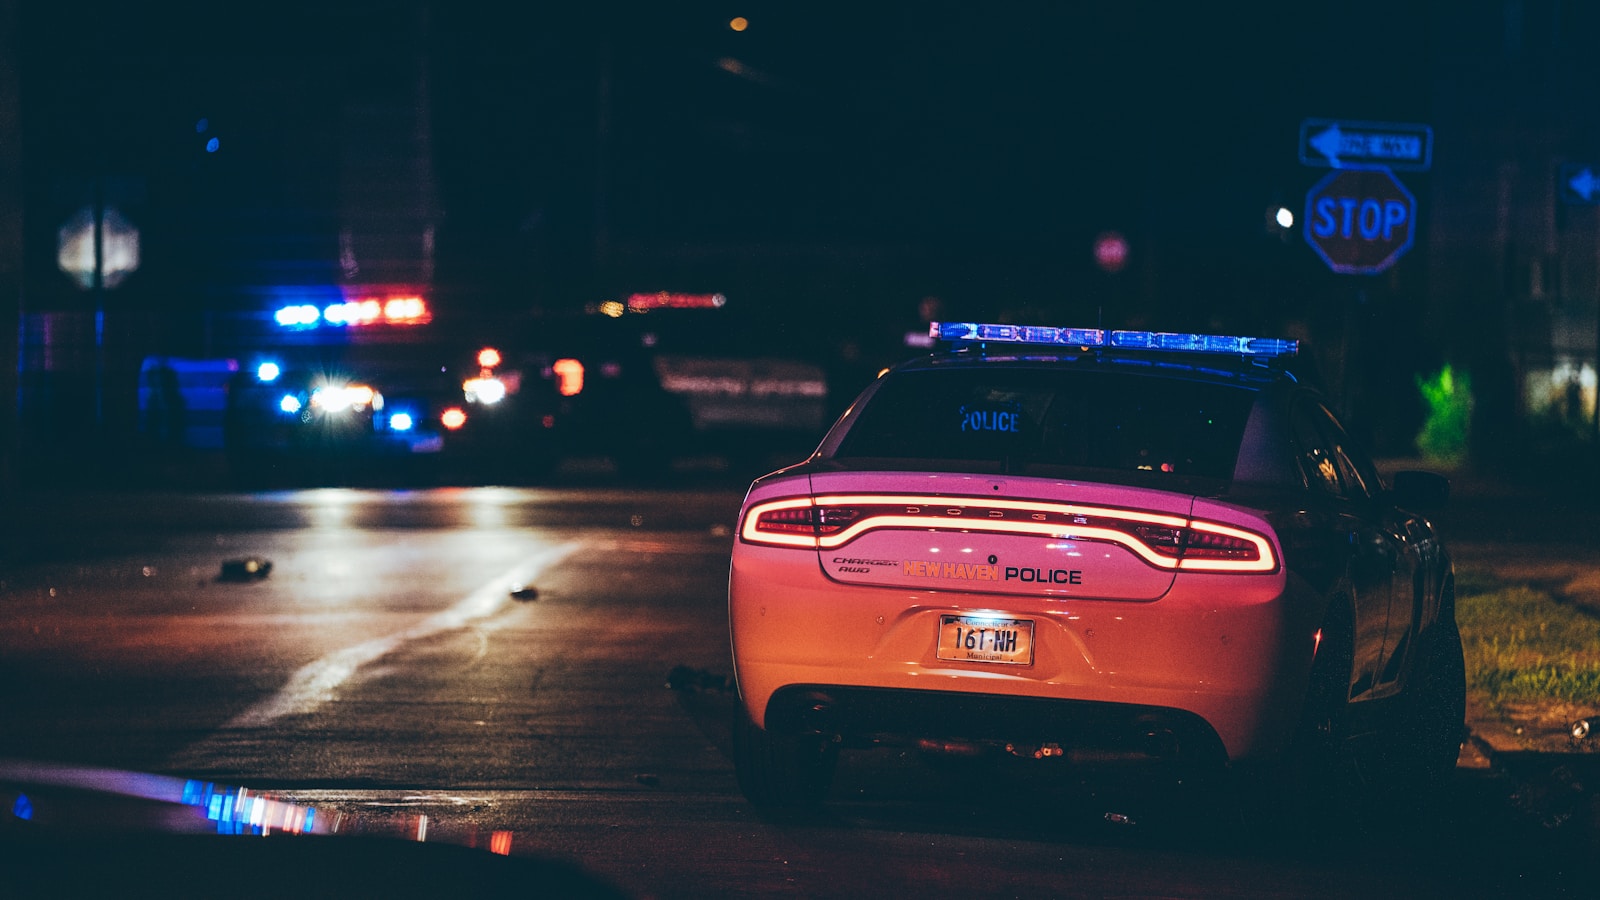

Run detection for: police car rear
[[728, 323, 1462, 809]]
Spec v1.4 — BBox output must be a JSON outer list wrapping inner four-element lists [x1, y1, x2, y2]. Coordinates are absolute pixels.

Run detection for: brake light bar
[[740, 494, 1277, 573], [930, 322, 1298, 358], [626, 291, 728, 311]]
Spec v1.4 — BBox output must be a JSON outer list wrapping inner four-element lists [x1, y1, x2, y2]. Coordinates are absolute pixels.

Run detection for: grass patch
[[1457, 581, 1600, 707]]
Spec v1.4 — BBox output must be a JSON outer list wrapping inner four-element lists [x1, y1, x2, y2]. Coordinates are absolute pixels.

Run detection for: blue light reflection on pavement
[[0, 759, 513, 854]]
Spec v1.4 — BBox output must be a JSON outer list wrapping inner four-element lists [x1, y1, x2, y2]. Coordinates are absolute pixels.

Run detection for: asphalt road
[[0, 481, 1593, 898]]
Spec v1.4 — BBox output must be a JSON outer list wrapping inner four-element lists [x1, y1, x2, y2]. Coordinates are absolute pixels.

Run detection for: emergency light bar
[[930, 322, 1298, 358], [273, 296, 431, 330]]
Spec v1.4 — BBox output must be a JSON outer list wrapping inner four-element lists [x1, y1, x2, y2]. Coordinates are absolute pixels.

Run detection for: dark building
[[1426, 0, 1600, 459]]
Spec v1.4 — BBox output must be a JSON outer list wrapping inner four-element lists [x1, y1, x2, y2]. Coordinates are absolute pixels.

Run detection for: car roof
[[893, 344, 1305, 389], [799, 339, 1317, 496]]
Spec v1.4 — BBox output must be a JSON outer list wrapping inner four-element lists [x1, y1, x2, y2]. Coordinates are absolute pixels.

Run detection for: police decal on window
[[959, 401, 1023, 434]]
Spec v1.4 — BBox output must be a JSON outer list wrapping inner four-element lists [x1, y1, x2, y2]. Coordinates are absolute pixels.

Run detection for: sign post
[[1303, 166, 1417, 275]]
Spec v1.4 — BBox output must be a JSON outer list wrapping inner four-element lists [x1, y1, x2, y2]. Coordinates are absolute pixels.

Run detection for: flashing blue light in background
[[12, 793, 32, 821], [256, 362, 281, 383], [388, 412, 415, 432], [279, 394, 302, 415], [205, 137, 220, 153], [196, 118, 209, 133], [274, 304, 321, 328]]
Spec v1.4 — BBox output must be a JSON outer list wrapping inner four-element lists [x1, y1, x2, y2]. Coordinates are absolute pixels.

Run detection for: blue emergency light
[[930, 322, 1298, 358]]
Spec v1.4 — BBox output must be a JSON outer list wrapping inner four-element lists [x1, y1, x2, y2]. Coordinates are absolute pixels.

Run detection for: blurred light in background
[[57, 206, 141, 289], [275, 304, 322, 327], [463, 376, 506, 405], [1093, 231, 1128, 274], [552, 358, 585, 396]]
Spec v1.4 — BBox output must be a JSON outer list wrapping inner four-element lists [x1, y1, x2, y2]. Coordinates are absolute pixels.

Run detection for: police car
[[502, 294, 832, 477], [728, 322, 1464, 810], [223, 342, 561, 485], [215, 292, 568, 486]]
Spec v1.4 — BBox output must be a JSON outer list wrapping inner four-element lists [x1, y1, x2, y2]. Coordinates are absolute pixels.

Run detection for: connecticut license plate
[[936, 615, 1034, 666]]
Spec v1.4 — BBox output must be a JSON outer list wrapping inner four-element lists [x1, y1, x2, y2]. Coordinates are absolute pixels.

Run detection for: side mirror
[[1391, 470, 1450, 509]]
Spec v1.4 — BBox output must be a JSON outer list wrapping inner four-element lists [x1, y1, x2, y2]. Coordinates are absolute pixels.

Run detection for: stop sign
[[1303, 166, 1416, 275]]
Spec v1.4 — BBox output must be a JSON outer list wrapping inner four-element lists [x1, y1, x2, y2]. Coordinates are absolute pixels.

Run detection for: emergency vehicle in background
[[159, 287, 559, 486], [146, 288, 834, 484], [479, 291, 834, 477]]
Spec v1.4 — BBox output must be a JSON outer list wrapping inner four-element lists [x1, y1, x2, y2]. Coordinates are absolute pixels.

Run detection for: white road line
[[225, 541, 580, 729]]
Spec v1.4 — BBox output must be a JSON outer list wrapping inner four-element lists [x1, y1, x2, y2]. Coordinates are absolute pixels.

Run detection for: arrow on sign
[[1569, 167, 1598, 203], [1299, 119, 1432, 171], [1309, 123, 1347, 167]]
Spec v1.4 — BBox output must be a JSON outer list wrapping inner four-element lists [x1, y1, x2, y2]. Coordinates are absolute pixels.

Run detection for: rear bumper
[[763, 684, 1228, 772], [729, 545, 1320, 765]]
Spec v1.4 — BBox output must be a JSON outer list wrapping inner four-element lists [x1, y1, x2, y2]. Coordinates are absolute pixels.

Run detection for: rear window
[[831, 367, 1257, 481]]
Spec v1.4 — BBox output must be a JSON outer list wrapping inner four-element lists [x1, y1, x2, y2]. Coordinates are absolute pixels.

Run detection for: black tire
[[731, 704, 838, 808], [1252, 597, 1362, 828], [1394, 617, 1467, 790]]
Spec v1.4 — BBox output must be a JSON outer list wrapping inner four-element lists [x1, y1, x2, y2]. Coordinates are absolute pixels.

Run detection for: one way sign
[[1560, 164, 1600, 205], [1299, 119, 1433, 171]]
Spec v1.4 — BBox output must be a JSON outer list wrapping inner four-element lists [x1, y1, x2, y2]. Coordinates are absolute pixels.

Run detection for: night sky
[[19, 1, 1442, 334]]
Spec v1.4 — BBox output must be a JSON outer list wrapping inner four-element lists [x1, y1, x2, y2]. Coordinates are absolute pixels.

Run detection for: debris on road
[[218, 557, 272, 582], [1573, 717, 1595, 743], [509, 585, 539, 601]]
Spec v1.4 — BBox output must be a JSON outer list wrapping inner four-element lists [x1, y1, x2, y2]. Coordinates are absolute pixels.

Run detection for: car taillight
[[1129, 523, 1185, 553], [739, 494, 1276, 573], [816, 507, 861, 535], [1129, 522, 1261, 562], [748, 504, 862, 537], [1181, 524, 1264, 561], [753, 505, 816, 536]]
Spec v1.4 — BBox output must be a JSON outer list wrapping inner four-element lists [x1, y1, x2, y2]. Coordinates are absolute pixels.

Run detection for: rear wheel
[[731, 705, 838, 809], [1390, 617, 1467, 793], [1248, 598, 1362, 829]]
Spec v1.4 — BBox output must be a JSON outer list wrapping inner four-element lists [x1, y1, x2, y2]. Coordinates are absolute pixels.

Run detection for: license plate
[[936, 615, 1034, 666], [409, 435, 445, 454]]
